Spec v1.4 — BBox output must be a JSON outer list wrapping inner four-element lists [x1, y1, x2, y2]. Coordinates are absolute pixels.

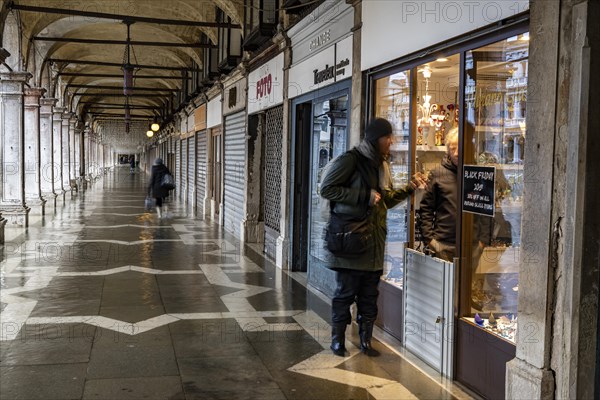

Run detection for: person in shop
[[320, 118, 427, 357], [419, 127, 460, 262], [147, 158, 172, 218], [129, 156, 136, 173]]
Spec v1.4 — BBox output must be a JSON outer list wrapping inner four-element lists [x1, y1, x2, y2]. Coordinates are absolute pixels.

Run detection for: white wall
[[361, 0, 529, 70]]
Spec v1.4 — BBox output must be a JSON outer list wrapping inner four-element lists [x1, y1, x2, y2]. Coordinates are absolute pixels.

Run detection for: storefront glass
[[460, 33, 529, 344], [374, 71, 411, 288], [308, 95, 349, 267]]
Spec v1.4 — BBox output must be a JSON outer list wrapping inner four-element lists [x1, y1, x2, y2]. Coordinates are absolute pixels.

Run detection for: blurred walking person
[[147, 158, 172, 218]]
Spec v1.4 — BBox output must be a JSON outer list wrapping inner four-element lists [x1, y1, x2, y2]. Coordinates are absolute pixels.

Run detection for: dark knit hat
[[365, 118, 393, 143]]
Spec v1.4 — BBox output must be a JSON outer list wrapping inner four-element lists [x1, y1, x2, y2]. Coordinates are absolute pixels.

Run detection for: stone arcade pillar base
[[275, 235, 289, 270], [506, 359, 554, 400]]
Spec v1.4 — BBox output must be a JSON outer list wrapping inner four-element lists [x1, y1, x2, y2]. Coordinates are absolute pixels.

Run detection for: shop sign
[[207, 94, 222, 128], [223, 77, 247, 115], [288, 0, 353, 64], [313, 58, 350, 84], [361, 0, 529, 70], [462, 165, 496, 216], [310, 29, 331, 52], [194, 103, 207, 131], [248, 53, 284, 114], [187, 113, 195, 134], [289, 35, 353, 99]]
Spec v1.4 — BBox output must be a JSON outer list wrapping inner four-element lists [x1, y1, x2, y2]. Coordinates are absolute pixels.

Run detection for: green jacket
[[320, 147, 413, 272]]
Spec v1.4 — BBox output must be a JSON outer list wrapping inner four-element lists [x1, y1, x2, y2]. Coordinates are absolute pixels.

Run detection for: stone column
[[0, 70, 32, 227], [79, 127, 86, 180], [506, 1, 600, 399], [0, 49, 8, 242], [276, 32, 292, 269], [40, 98, 57, 203], [52, 107, 66, 195], [241, 112, 265, 244], [61, 113, 71, 191], [23, 87, 47, 215], [73, 125, 80, 187], [69, 116, 77, 182], [347, 0, 364, 147], [99, 143, 105, 174], [83, 128, 90, 181]]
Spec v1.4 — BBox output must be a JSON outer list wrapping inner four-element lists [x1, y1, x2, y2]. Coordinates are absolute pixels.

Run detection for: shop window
[[374, 70, 411, 289], [308, 95, 348, 269], [414, 55, 461, 253], [460, 33, 529, 344]]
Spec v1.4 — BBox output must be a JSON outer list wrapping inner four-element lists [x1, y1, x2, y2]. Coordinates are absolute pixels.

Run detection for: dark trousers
[[331, 269, 381, 325], [155, 197, 164, 207]]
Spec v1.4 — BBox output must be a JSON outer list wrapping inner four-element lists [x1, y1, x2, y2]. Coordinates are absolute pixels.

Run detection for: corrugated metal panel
[[223, 111, 246, 239], [196, 131, 207, 212], [181, 138, 188, 202], [403, 249, 455, 378], [175, 140, 181, 194], [188, 136, 196, 204]]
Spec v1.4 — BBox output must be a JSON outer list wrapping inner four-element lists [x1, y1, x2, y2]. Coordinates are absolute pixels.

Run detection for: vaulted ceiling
[[5, 0, 244, 123]]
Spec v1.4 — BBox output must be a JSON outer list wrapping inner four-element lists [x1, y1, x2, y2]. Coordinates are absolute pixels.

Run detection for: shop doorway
[[291, 102, 312, 272], [307, 94, 349, 280], [290, 85, 350, 293]]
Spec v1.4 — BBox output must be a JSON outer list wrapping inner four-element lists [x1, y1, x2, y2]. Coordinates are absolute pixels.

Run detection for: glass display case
[[460, 34, 528, 344]]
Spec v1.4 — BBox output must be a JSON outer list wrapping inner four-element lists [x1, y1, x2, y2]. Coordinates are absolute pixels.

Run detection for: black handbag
[[325, 150, 375, 259], [161, 173, 175, 190]]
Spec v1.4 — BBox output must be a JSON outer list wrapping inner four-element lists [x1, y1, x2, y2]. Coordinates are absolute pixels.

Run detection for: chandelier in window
[[417, 67, 450, 146]]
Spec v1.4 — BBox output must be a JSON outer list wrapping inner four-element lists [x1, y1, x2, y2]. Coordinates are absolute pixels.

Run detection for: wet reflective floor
[[0, 167, 471, 400]]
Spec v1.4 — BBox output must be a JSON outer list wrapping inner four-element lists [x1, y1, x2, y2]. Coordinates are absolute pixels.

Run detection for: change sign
[[462, 165, 495, 217]]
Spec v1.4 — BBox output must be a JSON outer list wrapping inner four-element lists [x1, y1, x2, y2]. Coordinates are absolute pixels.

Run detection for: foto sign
[[462, 165, 495, 216], [248, 53, 284, 114]]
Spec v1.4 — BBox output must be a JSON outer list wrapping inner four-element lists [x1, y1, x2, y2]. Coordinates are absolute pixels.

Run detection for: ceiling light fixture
[[122, 20, 138, 131], [146, 129, 154, 138]]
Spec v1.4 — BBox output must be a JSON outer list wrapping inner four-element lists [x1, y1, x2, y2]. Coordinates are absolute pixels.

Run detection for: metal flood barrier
[[403, 249, 455, 378]]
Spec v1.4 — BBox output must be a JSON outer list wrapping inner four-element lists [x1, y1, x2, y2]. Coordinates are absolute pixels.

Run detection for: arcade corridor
[[0, 167, 468, 400]]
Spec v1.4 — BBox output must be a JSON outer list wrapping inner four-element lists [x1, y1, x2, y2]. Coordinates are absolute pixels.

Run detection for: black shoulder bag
[[325, 149, 375, 259]]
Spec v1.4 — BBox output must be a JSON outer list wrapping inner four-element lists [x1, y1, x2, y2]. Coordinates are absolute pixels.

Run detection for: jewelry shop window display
[[373, 54, 461, 289], [460, 34, 529, 344]]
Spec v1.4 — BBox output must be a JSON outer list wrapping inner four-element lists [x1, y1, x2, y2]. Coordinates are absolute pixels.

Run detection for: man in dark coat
[[320, 118, 426, 357], [147, 158, 171, 218], [419, 128, 460, 262]]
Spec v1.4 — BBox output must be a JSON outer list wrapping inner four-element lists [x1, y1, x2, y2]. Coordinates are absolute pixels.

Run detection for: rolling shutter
[[175, 140, 181, 195], [181, 138, 188, 202], [223, 111, 246, 239], [188, 135, 196, 205], [196, 130, 207, 214]]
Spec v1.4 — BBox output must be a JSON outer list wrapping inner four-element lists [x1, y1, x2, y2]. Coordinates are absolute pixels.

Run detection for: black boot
[[359, 320, 379, 357], [330, 324, 347, 357]]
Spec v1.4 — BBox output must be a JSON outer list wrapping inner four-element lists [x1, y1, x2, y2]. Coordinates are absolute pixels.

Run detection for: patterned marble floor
[[0, 166, 471, 400]]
